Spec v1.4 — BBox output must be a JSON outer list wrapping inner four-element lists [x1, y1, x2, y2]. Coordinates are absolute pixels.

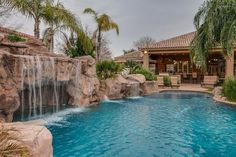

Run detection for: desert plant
[[7, 34, 26, 42], [163, 76, 171, 87], [96, 60, 122, 80], [0, 124, 30, 157], [135, 68, 156, 81], [124, 60, 142, 74], [223, 77, 236, 102]]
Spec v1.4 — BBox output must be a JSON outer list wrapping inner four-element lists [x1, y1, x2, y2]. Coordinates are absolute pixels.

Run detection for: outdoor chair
[[157, 76, 164, 88], [182, 73, 188, 83], [192, 72, 197, 84], [171, 76, 180, 88], [201, 76, 218, 87]]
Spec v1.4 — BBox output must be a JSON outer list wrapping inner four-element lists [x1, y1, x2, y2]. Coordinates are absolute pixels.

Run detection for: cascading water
[[50, 57, 59, 112], [26, 57, 33, 118], [17, 55, 81, 121], [75, 62, 81, 85], [20, 56, 60, 120], [20, 59, 25, 120], [36, 56, 43, 115]]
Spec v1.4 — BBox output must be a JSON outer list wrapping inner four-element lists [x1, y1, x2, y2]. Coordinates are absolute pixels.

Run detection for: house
[[115, 32, 235, 83]]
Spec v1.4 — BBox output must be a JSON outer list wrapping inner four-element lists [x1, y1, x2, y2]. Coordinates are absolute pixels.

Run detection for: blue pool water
[[46, 92, 236, 157]]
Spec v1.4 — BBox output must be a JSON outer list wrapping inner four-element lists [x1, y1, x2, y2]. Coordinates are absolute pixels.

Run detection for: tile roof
[[114, 51, 143, 62], [144, 32, 196, 49]]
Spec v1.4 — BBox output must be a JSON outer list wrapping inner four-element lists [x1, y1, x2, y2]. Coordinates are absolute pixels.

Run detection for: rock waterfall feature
[[0, 52, 100, 122], [0, 27, 100, 122]]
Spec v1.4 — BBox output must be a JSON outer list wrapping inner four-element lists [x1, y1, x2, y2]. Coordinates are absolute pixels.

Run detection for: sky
[[5, 0, 204, 57]]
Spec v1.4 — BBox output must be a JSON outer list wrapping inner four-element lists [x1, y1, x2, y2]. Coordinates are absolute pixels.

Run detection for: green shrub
[[163, 76, 171, 86], [135, 68, 156, 81], [65, 38, 95, 58], [223, 77, 236, 102], [124, 60, 142, 74], [96, 60, 123, 80], [7, 34, 26, 42]]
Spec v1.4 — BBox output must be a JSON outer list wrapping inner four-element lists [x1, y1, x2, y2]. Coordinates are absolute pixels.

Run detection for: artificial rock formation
[[0, 27, 100, 122], [100, 74, 158, 99], [3, 122, 53, 157]]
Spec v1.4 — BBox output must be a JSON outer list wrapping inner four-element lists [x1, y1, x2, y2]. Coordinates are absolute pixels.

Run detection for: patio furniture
[[201, 76, 219, 87], [171, 76, 180, 88], [192, 72, 197, 84], [182, 73, 188, 83], [159, 73, 169, 76], [157, 76, 164, 87]]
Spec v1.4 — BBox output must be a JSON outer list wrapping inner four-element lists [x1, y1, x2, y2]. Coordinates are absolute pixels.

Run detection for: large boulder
[[67, 56, 100, 106], [101, 74, 143, 99], [101, 75, 128, 99], [3, 122, 53, 157], [141, 81, 159, 95], [0, 53, 20, 122], [126, 74, 146, 84]]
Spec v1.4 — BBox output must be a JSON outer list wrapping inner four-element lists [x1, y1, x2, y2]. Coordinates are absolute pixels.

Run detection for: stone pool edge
[[158, 88, 236, 107]]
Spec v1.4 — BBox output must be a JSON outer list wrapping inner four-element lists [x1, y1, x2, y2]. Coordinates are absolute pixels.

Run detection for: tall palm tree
[[83, 8, 119, 61], [2, 0, 52, 39], [190, 0, 236, 68], [42, 1, 79, 52], [2, 0, 80, 41]]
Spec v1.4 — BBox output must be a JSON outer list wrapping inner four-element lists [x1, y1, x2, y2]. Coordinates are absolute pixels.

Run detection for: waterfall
[[130, 83, 140, 96], [31, 57, 37, 116], [21, 60, 25, 120], [36, 56, 42, 116], [50, 57, 59, 112], [26, 57, 33, 118], [75, 62, 81, 85], [18, 56, 71, 120], [20, 56, 43, 119]]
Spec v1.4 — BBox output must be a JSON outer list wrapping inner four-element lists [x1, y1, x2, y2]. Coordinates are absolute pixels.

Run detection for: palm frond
[[191, 0, 236, 68], [83, 8, 97, 16], [0, 124, 30, 157]]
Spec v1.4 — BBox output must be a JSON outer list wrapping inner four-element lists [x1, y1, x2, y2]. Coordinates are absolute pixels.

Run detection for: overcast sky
[[6, 0, 204, 57]]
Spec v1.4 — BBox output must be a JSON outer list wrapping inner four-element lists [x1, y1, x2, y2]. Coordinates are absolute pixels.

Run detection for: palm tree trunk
[[48, 27, 54, 53], [97, 29, 102, 61], [34, 18, 40, 39]]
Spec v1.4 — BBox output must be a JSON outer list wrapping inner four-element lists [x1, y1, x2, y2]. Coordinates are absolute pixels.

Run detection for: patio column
[[225, 51, 234, 77], [143, 51, 149, 69]]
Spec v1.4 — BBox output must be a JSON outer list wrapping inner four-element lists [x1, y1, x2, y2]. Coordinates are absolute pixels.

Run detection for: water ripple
[[47, 92, 236, 157]]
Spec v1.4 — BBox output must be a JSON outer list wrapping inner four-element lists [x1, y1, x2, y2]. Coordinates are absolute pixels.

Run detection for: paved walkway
[[159, 83, 210, 93]]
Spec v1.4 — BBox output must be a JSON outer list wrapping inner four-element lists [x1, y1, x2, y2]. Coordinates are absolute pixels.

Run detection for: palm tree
[[2, 0, 79, 41], [2, 0, 52, 39], [190, 0, 236, 68], [42, 1, 79, 52], [83, 8, 119, 61]]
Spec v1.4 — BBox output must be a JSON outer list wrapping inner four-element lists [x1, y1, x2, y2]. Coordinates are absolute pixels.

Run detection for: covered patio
[[140, 32, 235, 84]]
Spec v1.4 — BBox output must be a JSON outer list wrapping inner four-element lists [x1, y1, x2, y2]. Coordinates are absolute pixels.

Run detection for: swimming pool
[[46, 92, 236, 157]]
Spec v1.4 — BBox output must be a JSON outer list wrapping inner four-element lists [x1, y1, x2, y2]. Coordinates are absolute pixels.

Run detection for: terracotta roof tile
[[115, 51, 143, 59], [114, 51, 143, 62], [145, 32, 196, 49]]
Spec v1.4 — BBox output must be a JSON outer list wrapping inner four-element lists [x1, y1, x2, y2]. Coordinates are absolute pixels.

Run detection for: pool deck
[[158, 84, 210, 93]]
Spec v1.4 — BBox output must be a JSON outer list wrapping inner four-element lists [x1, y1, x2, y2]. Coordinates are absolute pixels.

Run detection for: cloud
[[6, 0, 204, 57]]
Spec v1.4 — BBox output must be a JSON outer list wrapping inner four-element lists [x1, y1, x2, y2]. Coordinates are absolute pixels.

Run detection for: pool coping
[[158, 89, 236, 107]]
